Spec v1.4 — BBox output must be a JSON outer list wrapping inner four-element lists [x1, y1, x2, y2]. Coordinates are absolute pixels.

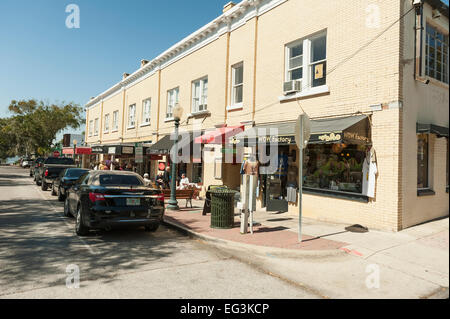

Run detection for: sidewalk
[[163, 198, 449, 262], [164, 199, 347, 255], [163, 199, 449, 298]]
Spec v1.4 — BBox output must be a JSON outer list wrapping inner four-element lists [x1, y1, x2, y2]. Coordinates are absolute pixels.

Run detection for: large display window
[[304, 143, 368, 194]]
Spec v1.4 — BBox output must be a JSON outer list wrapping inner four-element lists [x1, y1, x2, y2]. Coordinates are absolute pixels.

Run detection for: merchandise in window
[[304, 144, 368, 194]]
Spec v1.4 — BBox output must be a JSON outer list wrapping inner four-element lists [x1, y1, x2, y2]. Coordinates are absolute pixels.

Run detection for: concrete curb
[[162, 218, 347, 259]]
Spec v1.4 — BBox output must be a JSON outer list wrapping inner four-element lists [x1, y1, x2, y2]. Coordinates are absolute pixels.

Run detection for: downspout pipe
[[414, 0, 429, 83]]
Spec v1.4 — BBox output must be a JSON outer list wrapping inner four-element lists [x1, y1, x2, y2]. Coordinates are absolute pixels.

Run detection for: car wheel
[[144, 223, 160, 232], [51, 184, 57, 196], [75, 205, 90, 236], [64, 197, 71, 217], [41, 180, 48, 191], [58, 187, 65, 202]]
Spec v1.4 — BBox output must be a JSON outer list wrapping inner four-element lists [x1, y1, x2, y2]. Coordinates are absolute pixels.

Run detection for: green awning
[[417, 123, 449, 137], [230, 115, 371, 146]]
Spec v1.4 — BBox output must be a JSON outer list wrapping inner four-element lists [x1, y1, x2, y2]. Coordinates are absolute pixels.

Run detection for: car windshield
[[45, 158, 75, 165], [97, 174, 143, 186], [65, 169, 89, 178]]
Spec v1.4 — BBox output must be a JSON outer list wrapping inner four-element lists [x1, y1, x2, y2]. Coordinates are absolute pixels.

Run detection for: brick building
[[84, 0, 449, 231]]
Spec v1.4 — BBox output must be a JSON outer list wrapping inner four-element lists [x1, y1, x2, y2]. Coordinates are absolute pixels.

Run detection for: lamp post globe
[[167, 103, 183, 210]]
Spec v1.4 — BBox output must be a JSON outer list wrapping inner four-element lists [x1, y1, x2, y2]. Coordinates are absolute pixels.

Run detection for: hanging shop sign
[[135, 147, 144, 163], [121, 146, 134, 155]]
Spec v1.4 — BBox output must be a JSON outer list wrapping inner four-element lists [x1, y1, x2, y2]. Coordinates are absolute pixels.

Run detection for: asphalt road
[[0, 166, 319, 299]]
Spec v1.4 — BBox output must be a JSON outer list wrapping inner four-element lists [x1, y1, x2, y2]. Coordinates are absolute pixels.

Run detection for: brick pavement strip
[[163, 208, 348, 253]]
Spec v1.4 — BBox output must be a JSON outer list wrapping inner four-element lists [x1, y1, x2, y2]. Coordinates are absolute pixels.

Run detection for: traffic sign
[[295, 113, 311, 149], [53, 151, 60, 157]]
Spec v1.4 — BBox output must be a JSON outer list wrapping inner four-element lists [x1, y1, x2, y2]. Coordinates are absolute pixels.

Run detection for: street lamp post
[[167, 103, 183, 211], [73, 139, 78, 167]]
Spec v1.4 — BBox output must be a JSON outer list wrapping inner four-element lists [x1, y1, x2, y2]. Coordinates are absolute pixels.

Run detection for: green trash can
[[210, 189, 236, 229]]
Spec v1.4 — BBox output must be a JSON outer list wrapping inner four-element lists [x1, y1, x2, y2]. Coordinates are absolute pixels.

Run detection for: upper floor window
[[167, 87, 179, 118], [142, 99, 151, 125], [192, 77, 208, 113], [232, 63, 243, 105], [285, 32, 327, 92], [128, 104, 136, 128], [88, 120, 93, 137], [104, 113, 110, 133], [94, 118, 99, 136], [112, 111, 119, 131], [425, 24, 449, 84], [287, 42, 303, 82]]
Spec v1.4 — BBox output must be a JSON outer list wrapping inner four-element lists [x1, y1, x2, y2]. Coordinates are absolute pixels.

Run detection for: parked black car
[[52, 168, 90, 201], [30, 158, 45, 178], [64, 171, 165, 236], [36, 157, 76, 190]]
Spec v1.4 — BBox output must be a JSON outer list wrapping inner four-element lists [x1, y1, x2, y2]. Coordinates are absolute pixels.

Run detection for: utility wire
[[177, 5, 415, 126]]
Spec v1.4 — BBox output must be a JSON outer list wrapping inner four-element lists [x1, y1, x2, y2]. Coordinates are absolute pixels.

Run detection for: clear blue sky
[[0, 0, 448, 126], [0, 0, 225, 135]]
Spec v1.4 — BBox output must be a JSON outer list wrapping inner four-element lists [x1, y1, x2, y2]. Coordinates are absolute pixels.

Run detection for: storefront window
[[304, 144, 367, 194], [417, 134, 429, 189], [192, 163, 203, 184]]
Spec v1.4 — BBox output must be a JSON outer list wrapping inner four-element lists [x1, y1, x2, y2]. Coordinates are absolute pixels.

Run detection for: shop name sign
[[258, 136, 295, 145], [343, 132, 370, 144], [122, 146, 134, 154], [91, 146, 105, 154], [318, 133, 341, 142]]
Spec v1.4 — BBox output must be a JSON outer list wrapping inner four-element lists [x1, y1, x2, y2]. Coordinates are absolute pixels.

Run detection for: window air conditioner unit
[[283, 80, 302, 95]]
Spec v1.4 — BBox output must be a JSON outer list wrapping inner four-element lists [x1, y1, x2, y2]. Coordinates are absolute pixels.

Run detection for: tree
[[1, 99, 84, 157]]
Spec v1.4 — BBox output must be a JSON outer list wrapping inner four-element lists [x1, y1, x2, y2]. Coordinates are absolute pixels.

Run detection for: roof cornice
[[85, 0, 283, 110]]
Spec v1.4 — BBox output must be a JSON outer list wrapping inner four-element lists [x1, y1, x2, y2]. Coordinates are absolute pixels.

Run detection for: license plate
[[126, 198, 140, 206]]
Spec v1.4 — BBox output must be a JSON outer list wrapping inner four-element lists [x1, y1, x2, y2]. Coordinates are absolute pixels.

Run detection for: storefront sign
[[343, 132, 370, 144], [91, 146, 105, 154], [108, 147, 117, 155], [158, 162, 166, 171], [135, 147, 143, 163], [258, 135, 295, 145], [318, 133, 341, 142], [122, 146, 134, 155]]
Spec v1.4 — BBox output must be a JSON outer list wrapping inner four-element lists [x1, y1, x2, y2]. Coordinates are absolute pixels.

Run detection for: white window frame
[[94, 118, 99, 136], [285, 31, 327, 93], [89, 120, 93, 137], [128, 104, 136, 129], [141, 98, 151, 127], [285, 39, 304, 83], [167, 87, 179, 119], [112, 111, 119, 132], [231, 62, 244, 107], [104, 113, 110, 133], [192, 77, 208, 113]]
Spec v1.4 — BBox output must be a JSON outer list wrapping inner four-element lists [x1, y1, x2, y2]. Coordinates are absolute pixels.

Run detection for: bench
[[162, 189, 195, 208]]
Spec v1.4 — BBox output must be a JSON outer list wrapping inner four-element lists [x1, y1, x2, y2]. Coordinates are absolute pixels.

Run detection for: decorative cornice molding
[[85, 0, 288, 110]]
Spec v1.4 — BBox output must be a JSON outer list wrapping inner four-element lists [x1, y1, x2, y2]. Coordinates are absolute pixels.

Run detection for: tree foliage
[[0, 99, 84, 158]]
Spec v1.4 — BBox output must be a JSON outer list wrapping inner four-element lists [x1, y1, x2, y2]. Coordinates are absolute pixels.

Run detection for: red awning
[[194, 126, 244, 144], [75, 147, 92, 155], [62, 148, 74, 155], [62, 148, 92, 155]]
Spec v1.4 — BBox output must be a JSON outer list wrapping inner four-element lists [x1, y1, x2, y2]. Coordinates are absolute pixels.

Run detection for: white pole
[[298, 116, 303, 243]]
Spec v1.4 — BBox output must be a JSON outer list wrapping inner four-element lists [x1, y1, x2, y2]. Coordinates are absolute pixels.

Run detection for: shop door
[[265, 147, 289, 212]]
